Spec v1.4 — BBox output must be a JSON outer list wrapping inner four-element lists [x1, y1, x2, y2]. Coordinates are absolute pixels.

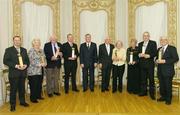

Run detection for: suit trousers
[[46, 68, 60, 94]]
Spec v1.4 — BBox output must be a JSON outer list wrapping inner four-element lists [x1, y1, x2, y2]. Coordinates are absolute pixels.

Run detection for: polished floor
[[0, 86, 180, 115]]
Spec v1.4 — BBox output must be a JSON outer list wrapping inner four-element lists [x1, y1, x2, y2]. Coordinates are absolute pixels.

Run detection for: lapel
[[162, 45, 169, 58], [103, 43, 109, 56], [145, 41, 150, 53]]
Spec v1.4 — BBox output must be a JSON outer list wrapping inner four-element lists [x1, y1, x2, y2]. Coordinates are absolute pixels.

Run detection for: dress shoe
[[73, 89, 79, 92], [54, 92, 61, 96], [165, 101, 171, 105], [105, 88, 109, 91], [112, 90, 117, 93], [65, 91, 69, 94], [138, 93, 147, 96], [90, 89, 94, 92], [101, 90, 105, 92], [83, 89, 87, 92], [31, 100, 38, 103], [20, 102, 29, 107], [38, 97, 44, 100], [48, 94, 53, 97], [10, 105, 15, 112], [150, 95, 155, 100], [157, 97, 165, 102]]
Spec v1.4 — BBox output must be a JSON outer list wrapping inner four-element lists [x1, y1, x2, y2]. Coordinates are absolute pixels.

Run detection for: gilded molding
[[13, 0, 60, 40], [72, 0, 115, 44], [128, 0, 177, 46]]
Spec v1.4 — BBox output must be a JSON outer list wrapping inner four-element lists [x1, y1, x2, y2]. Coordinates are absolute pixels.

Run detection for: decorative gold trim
[[128, 0, 177, 46], [13, 0, 60, 41], [72, 0, 116, 44]]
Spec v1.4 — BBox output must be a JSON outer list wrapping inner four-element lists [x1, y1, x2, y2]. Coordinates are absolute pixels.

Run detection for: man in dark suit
[[80, 34, 98, 92], [138, 31, 157, 100], [44, 34, 63, 97], [99, 37, 114, 92], [3, 36, 30, 112], [62, 34, 79, 94], [156, 36, 179, 105]]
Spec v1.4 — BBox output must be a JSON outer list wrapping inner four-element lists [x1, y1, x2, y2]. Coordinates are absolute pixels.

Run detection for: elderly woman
[[126, 39, 140, 94], [112, 40, 126, 93], [28, 38, 46, 103]]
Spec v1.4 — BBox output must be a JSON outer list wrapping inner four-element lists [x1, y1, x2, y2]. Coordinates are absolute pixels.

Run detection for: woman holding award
[[126, 39, 140, 94], [112, 40, 126, 93], [28, 38, 47, 103]]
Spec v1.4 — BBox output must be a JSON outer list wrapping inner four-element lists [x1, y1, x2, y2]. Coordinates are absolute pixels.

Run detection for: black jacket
[[44, 42, 63, 68], [3, 46, 29, 78], [80, 42, 98, 67], [157, 45, 179, 77]]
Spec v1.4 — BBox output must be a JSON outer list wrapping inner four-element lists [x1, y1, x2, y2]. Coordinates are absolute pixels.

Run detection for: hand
[[40, 63, 47, 67], [139, 53, 145, 58], [18, 64, 27, 70], [99, 63, 102, 69], [58, 52, 63, 57], [94, 63, 97, 67], [113, 58, 119, 61], [51, 56, 57, 61], [144, 54, 150, 59], [156, 59, 166, 64], [81, 64, 84, 68]]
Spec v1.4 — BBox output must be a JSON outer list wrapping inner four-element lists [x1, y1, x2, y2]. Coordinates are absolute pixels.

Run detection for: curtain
[[135, 2, 167, 46], [21, 2, 53, 50]]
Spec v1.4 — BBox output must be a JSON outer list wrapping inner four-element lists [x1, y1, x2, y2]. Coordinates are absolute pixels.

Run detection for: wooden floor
[[0, 86, 180, 115]]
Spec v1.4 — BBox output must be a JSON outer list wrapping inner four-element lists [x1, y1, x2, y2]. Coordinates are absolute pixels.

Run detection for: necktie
[[54, 44, 57, 53], [87, 43, 90, 49]]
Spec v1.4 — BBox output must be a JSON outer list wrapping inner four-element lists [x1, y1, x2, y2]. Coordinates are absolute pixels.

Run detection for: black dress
[[126, 46, 140, 94]]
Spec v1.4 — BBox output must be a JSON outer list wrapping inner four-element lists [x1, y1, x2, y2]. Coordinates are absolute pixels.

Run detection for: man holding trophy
[[3, 36, 30, 112], [156, 36, 179, 105], [44, 35, 63, 97], [62, 34, 79, 94]]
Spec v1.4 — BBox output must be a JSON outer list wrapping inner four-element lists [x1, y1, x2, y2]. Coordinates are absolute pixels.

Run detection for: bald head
[[50, 34, 57, 43], [160, 36, 168, 46], [104, 37, 111, 44]]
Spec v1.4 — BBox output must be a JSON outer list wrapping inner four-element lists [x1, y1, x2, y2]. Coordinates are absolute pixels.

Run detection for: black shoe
[[48, 94, 53, 97], [165, 101, 171, 105], [65, 91, 69, 94], [150, 95, 155, 100], [10, 105, 15, 112], [101, 90, 105, 92], [90, 89, 94, 92], [83, 89, 87, 92], [20, 102, 29, 107], [38, 97, 44, 100], [31, 100, 38, 103], [73, 89, 79, 92], [157, 97, 165, 102], [138, 93, 147, 96], [105, 88, 109, 91], [54, 92, 61, 96], [112, 90, 117, 93]]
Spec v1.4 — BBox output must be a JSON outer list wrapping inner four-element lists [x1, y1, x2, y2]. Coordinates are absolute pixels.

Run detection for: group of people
[[3, 31, 179, 112]]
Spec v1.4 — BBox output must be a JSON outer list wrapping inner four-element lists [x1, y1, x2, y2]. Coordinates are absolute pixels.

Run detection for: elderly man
[[138, 31, 157, 100], [156, 36, 179, 105], [44, 35, 63, 97], [99, 37, 114, 92]]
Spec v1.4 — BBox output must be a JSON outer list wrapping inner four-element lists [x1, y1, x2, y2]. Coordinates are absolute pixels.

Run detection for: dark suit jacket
[[157, 45, 179, 77], [62, 42, 79, 66], [44, 42, 63, 68], [126, 46, 139, 64], [99, 43, 114, 66], [138, 40, 157, 68], [80, 42, 98, 67], [3, 46, 30, 78]]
